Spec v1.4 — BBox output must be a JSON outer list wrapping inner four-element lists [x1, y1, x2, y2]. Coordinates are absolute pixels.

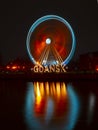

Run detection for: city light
[[96, 65, 98, 71], [6, 65, 10, 69], [12, 65, 17, 70]]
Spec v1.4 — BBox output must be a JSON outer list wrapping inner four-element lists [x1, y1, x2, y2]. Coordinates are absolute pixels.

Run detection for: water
[[0, 80, 98, 130]]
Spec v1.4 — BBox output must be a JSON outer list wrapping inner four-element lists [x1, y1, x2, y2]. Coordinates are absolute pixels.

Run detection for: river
[[0, 80, 98, 130]]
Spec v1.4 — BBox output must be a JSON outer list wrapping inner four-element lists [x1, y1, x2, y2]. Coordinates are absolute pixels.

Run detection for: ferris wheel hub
[[46, 38, 51, 45]]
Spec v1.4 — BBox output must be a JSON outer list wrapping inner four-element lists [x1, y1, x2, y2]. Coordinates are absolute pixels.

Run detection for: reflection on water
[[87, 93, 96, 124], [0, 80, 98, 129], [25, 82, 80, 130]]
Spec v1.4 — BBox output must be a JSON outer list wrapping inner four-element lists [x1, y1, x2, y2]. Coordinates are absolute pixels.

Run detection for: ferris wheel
[[26, 15, 76, 66]]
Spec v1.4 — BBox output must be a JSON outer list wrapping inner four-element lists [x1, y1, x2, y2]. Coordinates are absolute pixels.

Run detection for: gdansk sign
[[32, 64, 66, 73]]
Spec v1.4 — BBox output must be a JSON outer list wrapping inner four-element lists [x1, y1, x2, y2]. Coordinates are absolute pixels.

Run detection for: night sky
[[0, 0, 98, 64]]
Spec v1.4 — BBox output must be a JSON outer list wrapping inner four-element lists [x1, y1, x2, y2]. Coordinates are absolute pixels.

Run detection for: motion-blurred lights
[[66, 84, 80, 130], [42, 60, 46, 65], [87, 93, 96, 124], [25, 82, 80, 130], [26, 15, 76, 65], [25, 82, 41, 129]]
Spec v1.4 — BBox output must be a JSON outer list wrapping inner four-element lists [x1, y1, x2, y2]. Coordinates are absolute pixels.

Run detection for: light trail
[[43, 45, 50, 64], [38, 42, 64, 65], [38, 45, 48, 64], [38, 45, 49, 65], [51, 44, 63, 64], [26, 15, 76, 65]]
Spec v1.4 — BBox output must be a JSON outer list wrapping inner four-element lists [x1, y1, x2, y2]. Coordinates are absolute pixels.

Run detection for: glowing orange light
[[33, 82, 68, 120], [61, 82, 67, 97], [51, 82, 56, 95], [56, 82, 61, 98], [50, 85, 53, 95], [40, 82, 44, 96], [34, 82, 67, 99], [96, 65, 98, 71], [34, 82, 41, 105], [33, 82, 47, 117], [6, 66, 10, 69], [36, 61, 40, 65], [45, 82, 49, 96], [12, 65, 17, 70], [22, 66, 25, 69]]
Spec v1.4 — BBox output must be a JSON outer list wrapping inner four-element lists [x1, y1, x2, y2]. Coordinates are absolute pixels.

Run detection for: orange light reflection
[[33, 82, 68, 119], [34, 82, 67, 102], [34, 82, 41, 105]]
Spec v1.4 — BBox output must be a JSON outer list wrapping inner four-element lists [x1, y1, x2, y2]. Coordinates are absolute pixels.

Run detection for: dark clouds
[[0, 0, 98, 64]]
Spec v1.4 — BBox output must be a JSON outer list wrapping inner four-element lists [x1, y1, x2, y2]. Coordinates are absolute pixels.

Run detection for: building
[[79, 52, 98, 71]]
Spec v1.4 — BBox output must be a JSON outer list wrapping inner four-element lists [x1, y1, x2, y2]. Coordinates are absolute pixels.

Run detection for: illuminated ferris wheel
[[26, 15, 76, 66]]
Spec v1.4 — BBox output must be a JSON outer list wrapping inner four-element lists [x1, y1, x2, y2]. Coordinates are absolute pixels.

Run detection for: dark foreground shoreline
[[0, 71, 98, 82]]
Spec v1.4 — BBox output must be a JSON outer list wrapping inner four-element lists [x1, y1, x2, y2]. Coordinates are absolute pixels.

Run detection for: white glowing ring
[[26, 15, 76, 65], [46, 38, 51, 45]]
